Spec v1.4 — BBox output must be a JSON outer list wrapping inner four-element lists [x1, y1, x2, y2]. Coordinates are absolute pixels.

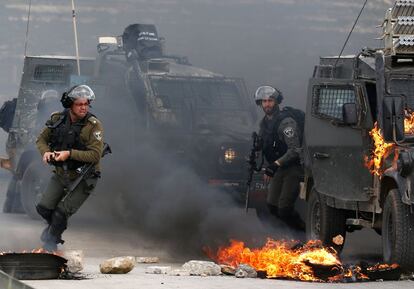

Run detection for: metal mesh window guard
[[313, 87, 356, 120], [33, 65, 65, 82]]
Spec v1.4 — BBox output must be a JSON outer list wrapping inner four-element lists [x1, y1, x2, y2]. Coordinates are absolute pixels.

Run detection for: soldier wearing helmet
[[35, 84, 104, 251], [255, 85, 304, 232]]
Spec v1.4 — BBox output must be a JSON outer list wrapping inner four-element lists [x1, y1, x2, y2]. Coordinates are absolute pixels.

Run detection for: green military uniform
[[35, 110, 104, 247]]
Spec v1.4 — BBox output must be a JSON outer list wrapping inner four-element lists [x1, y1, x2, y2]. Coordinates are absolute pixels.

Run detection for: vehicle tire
[[20, 161, 50, 219], [306, 188, 347, 252], [382, 189, 414, 272]]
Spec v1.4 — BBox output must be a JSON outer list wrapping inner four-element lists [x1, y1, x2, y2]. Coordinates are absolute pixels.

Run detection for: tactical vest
[[259, 113, 288, 164], [47, 110, 93, 170]]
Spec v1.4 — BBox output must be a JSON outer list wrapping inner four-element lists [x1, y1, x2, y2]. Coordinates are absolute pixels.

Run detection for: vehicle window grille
[[317, 65, 334, 78], [312, 86, 356, 120], [33, 65, 65, 82], [390, 78, 414, 110]]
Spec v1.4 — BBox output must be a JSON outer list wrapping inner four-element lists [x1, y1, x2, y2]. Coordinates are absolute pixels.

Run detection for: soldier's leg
[[36, 174, 65, 224], [267, 170, 284, 217], [35, 174, 66, 250], [277, 165, 304, 231], [48, 177, 98, 245]]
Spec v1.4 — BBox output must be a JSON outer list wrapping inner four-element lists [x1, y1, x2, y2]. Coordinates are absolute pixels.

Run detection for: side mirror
[[382, 96, 405, 142], [342, 103, 358, 125]]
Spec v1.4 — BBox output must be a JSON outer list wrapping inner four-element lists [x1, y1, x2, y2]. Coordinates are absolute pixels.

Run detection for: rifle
[[245, 132, 263, 213], [61, 143, 112, 202]]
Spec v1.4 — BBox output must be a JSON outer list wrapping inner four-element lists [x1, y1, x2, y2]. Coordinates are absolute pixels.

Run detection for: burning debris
[[206, 239, 401, 282], [365, 110, 414, 176], [364, 122, 396, 176]]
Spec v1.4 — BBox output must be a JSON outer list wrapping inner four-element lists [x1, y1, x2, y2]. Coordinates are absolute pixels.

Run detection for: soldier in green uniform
[[255, 85, 305, 231], [35, 85, 104, 251]]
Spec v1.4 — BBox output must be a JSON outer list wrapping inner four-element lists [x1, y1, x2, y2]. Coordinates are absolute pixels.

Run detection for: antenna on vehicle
[[71, 0, 81, 75], [332, 0, 369, 76], [23, 0, 32, 57]]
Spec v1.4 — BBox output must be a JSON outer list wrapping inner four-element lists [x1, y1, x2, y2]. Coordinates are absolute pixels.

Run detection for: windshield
[[151, 77, 244, 110], [150, 77, 253, 134]]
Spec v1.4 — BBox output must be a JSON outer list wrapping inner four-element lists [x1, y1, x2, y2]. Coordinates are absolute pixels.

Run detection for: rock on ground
[[99, 256, 135, 274], [182, 260, 221, 276], [145, 266, 171, 274], [235, 264, 257, 278], [136, 257, 160, 263], [64, 250, 84, 273], [220, 265, 236, 275]]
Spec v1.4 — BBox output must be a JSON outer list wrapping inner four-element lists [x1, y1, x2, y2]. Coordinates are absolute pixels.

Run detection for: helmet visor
[[255, 86, 276, 102], [68, 85, 95, 101]]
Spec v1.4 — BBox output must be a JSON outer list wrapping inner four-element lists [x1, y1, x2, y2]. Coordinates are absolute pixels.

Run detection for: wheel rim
[[383, 207, 395, 262], [310, 198, 321, 240]]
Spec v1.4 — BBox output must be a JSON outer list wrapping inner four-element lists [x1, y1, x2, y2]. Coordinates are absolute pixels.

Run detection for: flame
[[364, 123, 395, 176], [0, 248, 63, 256], [365, 110, 414, 176], [207, 239, 400, 282], [209, 239, 342, 281]]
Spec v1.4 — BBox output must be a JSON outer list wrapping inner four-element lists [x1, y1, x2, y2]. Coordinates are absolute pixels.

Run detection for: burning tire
[[382, 189, 414, 272], [20, 160, 50, 219], [306, 189, 347, 252]]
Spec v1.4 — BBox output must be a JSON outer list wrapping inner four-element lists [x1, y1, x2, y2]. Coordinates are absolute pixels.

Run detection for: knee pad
[[49, 208, 67, 238], [36, 204, 53, 224]]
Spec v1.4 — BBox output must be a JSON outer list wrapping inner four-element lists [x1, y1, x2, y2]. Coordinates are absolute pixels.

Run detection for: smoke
[[80, 94, 301, 258]]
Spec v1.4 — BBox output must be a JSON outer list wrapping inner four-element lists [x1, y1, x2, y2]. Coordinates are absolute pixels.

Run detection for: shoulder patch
[[49, 111, 64, 122], [93, 130, 103, 141], [283, 127, 295, 138], [88, 116, 100, 125]]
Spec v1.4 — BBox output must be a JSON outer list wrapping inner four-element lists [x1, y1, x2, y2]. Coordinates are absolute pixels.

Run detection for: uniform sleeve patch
[[283, 127, 295, 138], [94, 131, 103, 141]]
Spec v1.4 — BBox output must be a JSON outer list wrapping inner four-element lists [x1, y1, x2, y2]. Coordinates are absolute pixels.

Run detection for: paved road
[[0, 177, 412, 289]]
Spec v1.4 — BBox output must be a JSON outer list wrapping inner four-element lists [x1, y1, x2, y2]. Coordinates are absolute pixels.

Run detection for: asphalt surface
[[0, 176, 412, 289]]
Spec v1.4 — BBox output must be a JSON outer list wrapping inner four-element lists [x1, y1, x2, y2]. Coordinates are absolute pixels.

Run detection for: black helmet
[[254, 85, 283, 105]]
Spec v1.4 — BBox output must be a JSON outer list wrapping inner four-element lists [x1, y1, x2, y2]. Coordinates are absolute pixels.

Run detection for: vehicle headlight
[[224, 148, 237, 163]]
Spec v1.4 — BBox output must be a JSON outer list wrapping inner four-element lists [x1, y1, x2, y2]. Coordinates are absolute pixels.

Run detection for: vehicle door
[[305, 79, 373, 202]]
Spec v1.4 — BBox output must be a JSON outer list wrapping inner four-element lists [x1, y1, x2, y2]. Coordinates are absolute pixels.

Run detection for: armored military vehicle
[[303, 1, 414, 270], [1, 24, 256, 218]]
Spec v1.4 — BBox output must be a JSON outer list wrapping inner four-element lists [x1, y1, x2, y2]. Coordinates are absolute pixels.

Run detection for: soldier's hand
[[42, 152, 55, 164], [53, 150, 70, 162]]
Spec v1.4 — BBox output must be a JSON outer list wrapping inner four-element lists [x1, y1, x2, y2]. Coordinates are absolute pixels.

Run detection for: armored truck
[[1, 24, 256, 218], [303, 1, 414, 271]]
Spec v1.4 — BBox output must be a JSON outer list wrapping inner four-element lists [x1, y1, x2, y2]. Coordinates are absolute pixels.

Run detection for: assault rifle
[[245, 132, 263, 213], [61, 143, 112, 202]]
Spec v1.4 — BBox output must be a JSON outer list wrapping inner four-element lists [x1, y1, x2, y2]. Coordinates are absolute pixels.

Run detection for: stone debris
[[145, 266, 171, 274], [136, 257, 160, 263], [220, 265, 236, 275], [333, 235, 344, 246], [182, 260, 221, 276], [63, 250, 84, 273], [99, 256, 135, 274], [235, 269, 248, 278], [168, 269, 191, 276], [235, 264, 257, 278]]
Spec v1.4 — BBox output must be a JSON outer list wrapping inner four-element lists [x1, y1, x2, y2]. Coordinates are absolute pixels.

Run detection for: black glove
[[265, 163, 279, 177]]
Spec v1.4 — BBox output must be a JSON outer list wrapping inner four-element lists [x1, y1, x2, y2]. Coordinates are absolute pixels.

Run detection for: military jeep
[[303, 1, 414, 271], [1, 24, 256, 218]]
